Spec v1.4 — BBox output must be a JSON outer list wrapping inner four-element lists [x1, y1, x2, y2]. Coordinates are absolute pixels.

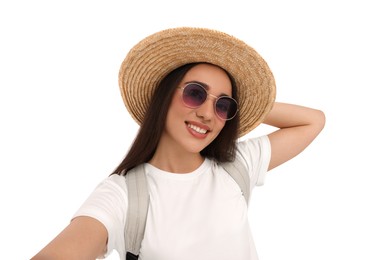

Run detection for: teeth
[[187, 123, 207, 134]]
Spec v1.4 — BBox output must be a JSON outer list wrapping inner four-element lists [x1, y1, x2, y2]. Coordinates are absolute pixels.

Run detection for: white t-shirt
[[74, 136, 271, 260]]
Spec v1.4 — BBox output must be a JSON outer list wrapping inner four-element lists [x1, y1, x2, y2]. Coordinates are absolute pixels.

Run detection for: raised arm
[[31, 216, 107, 260], [264, 102, 326, 171]]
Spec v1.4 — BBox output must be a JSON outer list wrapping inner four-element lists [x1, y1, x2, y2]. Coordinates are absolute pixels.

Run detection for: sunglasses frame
[[177, 82, 239, 121]]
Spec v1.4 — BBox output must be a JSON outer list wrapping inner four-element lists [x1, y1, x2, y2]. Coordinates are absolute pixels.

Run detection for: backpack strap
[[221, 159, 250, 204], [124, 164, 149, 258]]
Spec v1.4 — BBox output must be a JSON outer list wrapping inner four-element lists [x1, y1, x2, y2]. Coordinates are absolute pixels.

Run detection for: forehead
[[181, 64, 232, 95]]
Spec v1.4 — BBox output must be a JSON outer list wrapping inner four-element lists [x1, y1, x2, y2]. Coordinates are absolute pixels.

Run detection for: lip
[[185, 121, 211, 139]]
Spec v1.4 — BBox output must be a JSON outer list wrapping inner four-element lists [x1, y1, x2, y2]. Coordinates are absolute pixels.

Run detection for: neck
[[149, 142, 204, 174]]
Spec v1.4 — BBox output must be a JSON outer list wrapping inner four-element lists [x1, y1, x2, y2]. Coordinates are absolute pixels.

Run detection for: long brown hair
[[112, 63, 239, 175]]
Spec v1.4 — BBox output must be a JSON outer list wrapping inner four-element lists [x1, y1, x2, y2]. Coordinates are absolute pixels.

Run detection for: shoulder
[[235, 135, 271, 187], [236, 136, 271, 165], [107, 174, 127, 192], [74, 174, 128, 224], [236, 135, 270, 153], [91, 174, 128, 200]]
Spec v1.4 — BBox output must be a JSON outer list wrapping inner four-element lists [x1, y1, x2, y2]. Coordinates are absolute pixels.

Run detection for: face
[[161, 63, 233, 154]]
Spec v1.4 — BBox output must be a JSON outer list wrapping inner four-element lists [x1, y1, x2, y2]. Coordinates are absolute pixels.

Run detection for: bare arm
[[264, 102, 326, 171], [31, 216, 108, 260]]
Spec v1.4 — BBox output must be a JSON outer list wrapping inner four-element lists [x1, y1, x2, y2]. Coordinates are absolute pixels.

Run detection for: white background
[[1, 0, 389, 259]]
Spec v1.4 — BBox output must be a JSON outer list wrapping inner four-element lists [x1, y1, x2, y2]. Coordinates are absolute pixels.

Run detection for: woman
[[31, 27, 325, 260]]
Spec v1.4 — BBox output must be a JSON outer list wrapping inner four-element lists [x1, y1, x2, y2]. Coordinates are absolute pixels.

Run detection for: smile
[[186, 123, 208, 134]]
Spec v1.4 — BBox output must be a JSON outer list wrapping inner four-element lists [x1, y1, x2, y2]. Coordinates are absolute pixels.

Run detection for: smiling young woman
[[31, 27, 325, 260]]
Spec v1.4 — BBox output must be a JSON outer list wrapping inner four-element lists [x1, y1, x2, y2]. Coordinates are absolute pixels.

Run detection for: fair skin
[[148, 64, 231, 173], [31, 63, 325, 259]]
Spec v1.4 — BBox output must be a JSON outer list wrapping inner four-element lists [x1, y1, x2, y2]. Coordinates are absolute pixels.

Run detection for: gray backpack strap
[[221, 159, 250, 204], [124, 164, 149, 257]]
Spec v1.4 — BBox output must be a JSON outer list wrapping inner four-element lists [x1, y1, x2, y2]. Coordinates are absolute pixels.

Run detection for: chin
[[184, 140, 214, 154]]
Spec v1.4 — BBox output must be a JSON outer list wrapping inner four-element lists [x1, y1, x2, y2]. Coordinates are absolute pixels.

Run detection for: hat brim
[[119, 27, 276, 137]]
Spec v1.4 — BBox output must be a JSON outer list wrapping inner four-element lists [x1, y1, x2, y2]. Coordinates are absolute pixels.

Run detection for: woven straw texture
[[119, 27, 276, 137]]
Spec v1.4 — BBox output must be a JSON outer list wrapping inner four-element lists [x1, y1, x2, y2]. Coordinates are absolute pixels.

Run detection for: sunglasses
[[178, 82, 239, 121]]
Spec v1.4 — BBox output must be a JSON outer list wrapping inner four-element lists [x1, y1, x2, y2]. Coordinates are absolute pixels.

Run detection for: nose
[[196, 98, 214, 121]]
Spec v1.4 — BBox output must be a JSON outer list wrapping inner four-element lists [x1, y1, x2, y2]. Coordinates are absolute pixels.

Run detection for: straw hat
[[119, 27, 276, 137]]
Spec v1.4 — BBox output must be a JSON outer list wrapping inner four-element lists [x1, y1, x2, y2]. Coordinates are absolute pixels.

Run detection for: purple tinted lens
[[182, 83, 207, 107], [216, 97, 237, 120]]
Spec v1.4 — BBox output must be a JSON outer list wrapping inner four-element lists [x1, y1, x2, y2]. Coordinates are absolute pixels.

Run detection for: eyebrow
[[184, 80, 230, 97]]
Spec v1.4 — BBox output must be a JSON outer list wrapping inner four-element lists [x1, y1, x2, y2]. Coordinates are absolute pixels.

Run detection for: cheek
[[165, 93, 188, 126], [170, 92, 183, 110]]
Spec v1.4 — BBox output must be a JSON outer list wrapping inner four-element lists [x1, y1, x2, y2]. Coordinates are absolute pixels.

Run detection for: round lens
[[216, 97, 238, 120], [182, 83, 207, 108]]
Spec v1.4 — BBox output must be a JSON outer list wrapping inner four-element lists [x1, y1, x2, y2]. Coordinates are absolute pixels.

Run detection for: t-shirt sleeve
[[235, 135, 271, 190], [72, 174, 128, 259]]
